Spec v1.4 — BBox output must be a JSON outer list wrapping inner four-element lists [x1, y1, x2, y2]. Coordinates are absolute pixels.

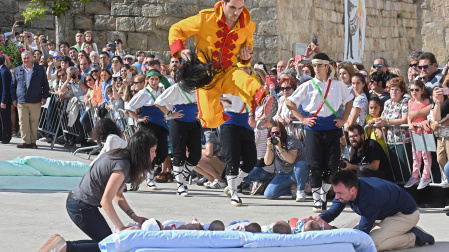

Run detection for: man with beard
[[342, 124, 391, 180], [314, 170, 435, 251]]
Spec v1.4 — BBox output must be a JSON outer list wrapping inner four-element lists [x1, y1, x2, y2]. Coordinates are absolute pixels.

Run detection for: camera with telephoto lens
[[70, 73, 77, 79], [338, 158, 348, 169], [270, 136, 279, 145]]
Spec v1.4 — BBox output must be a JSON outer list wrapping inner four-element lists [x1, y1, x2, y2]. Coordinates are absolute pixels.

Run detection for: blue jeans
[[244, 167, 272, 184], [264, 160, 309, 199], [444, 162, 449, 182], [65, 197, 112, 252], [80, 110, 92, 137]]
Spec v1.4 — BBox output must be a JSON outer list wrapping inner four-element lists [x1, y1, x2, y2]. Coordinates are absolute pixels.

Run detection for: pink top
[[409, 98, 430, 133]]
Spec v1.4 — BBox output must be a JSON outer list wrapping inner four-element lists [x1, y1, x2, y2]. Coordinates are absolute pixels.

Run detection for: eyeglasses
[[280, 87, 292, 91], [373, 64, 385, 69], [145, 61, 151, 64], [348, 134, 359, 139], [85, 78, 93, 82], [418, 65, 429, 70], [53, 56, 60, 59], [111, 60, 120, 63], [409, 63, 418, 68], [57, 74, 66, 78], [410, 88, 421, 92], [91, 69, 99, 73], [100, 74, 109, 77], [269, 131, 281, 136]]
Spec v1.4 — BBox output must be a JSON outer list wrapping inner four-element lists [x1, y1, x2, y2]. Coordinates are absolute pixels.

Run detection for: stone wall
[[417, 0, 449, 65], [0, 0, 447, 73]]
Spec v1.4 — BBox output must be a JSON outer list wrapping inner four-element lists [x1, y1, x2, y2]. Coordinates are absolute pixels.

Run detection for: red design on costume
[[170, 39, 185, 56], [213, 19, 239, 69], [250, 87, 267, 111]]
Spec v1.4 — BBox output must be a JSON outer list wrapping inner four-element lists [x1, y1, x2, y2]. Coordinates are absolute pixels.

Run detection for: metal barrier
[[37, 93, 67, 149], [364, 124, 447, 187]]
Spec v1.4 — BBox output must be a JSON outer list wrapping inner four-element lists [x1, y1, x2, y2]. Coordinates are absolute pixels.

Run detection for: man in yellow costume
[[169, 0, 267, 128]]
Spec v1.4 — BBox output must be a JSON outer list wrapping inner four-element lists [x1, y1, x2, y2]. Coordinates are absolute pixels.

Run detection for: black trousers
[[356, 166, 385, 179], [304, 128, 341, 187], [140, 122, 168, 166], [0, 103, 12, 143], [219, 124, 257, 176], [170, 120, 202, 167]]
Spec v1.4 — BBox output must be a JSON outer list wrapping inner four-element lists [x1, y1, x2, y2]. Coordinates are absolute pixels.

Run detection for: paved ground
[[0, 137, 448, 251]]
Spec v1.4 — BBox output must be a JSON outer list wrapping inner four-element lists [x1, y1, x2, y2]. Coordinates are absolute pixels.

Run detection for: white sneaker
[[147, 180, 157, 190], [204, 181, 212, 188], [440, 180, 449, 188], [207, 179, 226, 189], [296, 190, 306, 202]]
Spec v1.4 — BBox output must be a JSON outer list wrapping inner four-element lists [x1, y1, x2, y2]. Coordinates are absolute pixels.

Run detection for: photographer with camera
[[263, 121, 309, 202], [342, 124, 391, 180]]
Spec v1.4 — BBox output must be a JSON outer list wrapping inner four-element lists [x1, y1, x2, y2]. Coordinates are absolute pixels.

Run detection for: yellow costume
[[169, 1, 266, 128]]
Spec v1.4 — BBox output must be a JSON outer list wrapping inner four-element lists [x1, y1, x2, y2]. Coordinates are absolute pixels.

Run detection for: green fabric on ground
[[0, 176, 81, 191]]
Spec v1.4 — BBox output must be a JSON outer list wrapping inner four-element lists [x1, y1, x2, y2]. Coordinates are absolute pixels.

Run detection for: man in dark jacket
[[0, 54, 12, 144], [315, 170, 434, 251], [11, 51, 49, 148]]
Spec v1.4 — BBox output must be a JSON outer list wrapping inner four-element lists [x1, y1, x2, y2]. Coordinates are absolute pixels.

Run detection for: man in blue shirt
[[316, 170, 434, 251]]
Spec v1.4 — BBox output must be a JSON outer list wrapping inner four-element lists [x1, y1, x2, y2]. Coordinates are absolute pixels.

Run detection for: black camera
[[270, 136, 279, 145], [338, 158, 348, 169], [70, 73, 77, 79]]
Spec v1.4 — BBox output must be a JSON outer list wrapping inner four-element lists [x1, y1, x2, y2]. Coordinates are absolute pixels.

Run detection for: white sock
[[237, 170, 249, 185], [312, 187, 321, 205], [227, 175, 239, 201], [173, 165, 184, 192], [146, 170, 155, 184], [321, 182, 331, 203]]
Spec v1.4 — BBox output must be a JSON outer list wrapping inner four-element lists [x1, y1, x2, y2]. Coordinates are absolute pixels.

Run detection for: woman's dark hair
[[112, 55, 123, 65], [369, 71, 387, 88], [352, 73, 370, 102], [109, 130, 158, 185], [303, 64, 315, 77], [175, 46, 220, 92], [61, 56, 74, 66], [267, 121, 288, 147], [313, 53, 330, 61], [91, 118, 122, 145], [101, 68, 113, 82]]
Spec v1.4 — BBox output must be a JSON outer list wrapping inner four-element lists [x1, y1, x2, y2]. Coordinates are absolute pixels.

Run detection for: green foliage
[[0, 40, 24, 67], [22, 0, 92, 23]]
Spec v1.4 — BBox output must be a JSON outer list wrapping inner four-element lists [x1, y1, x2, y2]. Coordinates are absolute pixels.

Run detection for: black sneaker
[[410, 226, 435, 246]]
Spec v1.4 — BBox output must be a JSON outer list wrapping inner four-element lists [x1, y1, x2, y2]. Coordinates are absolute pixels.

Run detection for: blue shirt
[[100, 80, 111, 104], [24, 64, 34, 89], [319, 177, 418, 234], [134, 62, 143, 74]]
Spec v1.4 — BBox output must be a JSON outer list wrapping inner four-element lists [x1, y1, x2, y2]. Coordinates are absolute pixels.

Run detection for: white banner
[[344, 0, 366, 63]]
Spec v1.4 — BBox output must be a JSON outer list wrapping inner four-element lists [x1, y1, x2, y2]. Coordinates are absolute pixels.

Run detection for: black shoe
[[123, 184, 128, 192], [321, 201, 327, 211], [419, 202, 446, 208], [410, 227, 435, 246], [129, 184, 139, 191], [1, 141, 10, 144], [30, 143, 38, 149], [17, 143, 32, 148]]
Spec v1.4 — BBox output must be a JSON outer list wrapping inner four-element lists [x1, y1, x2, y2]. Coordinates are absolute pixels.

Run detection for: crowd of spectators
[[1, 21, 449, 211]]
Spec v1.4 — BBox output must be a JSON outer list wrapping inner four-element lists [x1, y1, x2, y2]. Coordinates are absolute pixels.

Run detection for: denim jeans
[[80, 110, 92, 137], [444, 162, 449, 181], [264, 160, 309, 199], [65, 197, 112, 252], [244, 167, 272, 184]]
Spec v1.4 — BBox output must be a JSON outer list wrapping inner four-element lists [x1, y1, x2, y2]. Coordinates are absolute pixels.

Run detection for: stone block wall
[[0, 0, 447, 73]]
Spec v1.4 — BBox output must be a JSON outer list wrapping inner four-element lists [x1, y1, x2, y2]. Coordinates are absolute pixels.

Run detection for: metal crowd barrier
[[364, 124, 448, 187], [38, 93, 67, 149]]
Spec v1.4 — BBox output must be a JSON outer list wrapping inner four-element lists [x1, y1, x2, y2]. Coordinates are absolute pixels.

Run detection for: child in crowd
[[345, 73, 370, 129], [105, 85, 125, 130], [365, 97, 387, 154], [405, 80, 432, 189], [81, 31, 99, 53]]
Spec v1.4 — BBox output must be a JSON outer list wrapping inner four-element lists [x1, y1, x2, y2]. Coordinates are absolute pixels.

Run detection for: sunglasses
[[270, 131, 281, 136], [85, 78, 93, 82], [409, 63, 418, 68], [280, 87, 292, 91], [131, 90, 138, 93], [133, 81, 143, 85], [145, 61, 151, 64], [369, 80, 376, 83], [84, 45, 92, 48], [410, 88, 421, 92], [418, 65, 429, 70], [91, 69, 99, 73], [57, 74, 66, 78], [111, 60, 120, 63], [53, 56, 60, 59], [373, 64, 385, 69], [125, 58, 133, 61], [100, 74, 109, 77]]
